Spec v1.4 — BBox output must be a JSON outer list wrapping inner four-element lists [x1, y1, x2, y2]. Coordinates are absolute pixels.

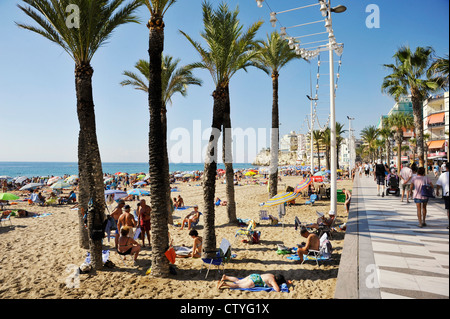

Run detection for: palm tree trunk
[[396, 131, 402, 170], [222, 86, 237, 223], [161, 108, 173, 225], [148, 17, 170, 277], [75, 62, 106, 270], [269, 73, 279, 198], [315, 140, 321, 171], [411, 93, 425, 167], [385, 139, 391, 165], [202, 85, 226, 258]]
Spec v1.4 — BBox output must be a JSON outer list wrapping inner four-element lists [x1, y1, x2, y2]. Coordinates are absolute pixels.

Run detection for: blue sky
[[0, 0, 448, 163]]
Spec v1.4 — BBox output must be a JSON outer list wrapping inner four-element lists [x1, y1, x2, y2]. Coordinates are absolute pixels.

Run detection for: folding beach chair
[[305, 194, 318, 205], [1, 212, 12, 227], [234, 220, 256, 244], [259, 210, 270, 223], [200, 238, 232, 279], [301, 233, 332, 266], [183, 212, 202, 229]]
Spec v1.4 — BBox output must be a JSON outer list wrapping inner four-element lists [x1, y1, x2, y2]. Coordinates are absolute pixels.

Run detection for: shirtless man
[[117, 205, 136, 240], [296, 227, 320, 263], [111, 200, 125, 248], [137, 199, 152, 247]]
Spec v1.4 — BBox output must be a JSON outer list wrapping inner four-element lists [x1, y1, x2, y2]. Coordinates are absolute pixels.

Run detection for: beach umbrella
[[51, 181, 71, 189], [127, 189, 150, 196], [183, 173, 193, 178], [244, 171, 256, 176], [133, 181, 147, 186], [65, 175, 78, 183], [261, 192, 300, 207], [104, 177, 113, 184], [47, 176, 62, 185], [137, 174, 146, 180], [104, 190, 128, 201], [0, 176, 12, 180], [0, 193, 20, 201], [174, 174, 183, 178], [294, 178, 312, 193], [313, 171, 326, 176], [19, 183, 44, 191], [14, 176, 28, 184]]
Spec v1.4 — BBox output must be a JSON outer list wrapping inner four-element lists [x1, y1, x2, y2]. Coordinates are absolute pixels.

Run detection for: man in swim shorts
[[137, 199, 152, 247]]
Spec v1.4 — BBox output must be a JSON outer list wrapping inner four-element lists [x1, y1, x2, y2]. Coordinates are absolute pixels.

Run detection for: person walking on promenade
[[374, 159, 387, 197], [411, 167, 433, 228], [436, 162, 449, 229], [399, 163, 413, 203]]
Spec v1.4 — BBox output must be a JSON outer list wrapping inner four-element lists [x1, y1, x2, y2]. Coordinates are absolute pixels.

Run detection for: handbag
[[420, 179, 435, 198], [165, 246, 176, 264]]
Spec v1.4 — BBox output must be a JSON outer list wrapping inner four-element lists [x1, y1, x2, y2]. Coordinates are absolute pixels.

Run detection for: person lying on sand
[[217, 273, 290, 292]]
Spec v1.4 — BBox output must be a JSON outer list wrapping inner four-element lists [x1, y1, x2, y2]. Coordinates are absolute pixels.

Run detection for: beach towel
[[175, 206, 191, 211], [133, 227, 141, 240], [174, 246, 192, 256], [231, 282, 289, 293], [286, 254, 330, 261]]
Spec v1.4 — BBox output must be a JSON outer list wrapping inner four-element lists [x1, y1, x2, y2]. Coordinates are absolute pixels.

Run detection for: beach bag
[[250, 231, 261, 244], [420, 178, 435, 198], [165, 246, 176, 264]]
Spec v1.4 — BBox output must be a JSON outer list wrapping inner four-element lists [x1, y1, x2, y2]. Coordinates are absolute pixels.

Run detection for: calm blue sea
[[0, 162, 255, 178]]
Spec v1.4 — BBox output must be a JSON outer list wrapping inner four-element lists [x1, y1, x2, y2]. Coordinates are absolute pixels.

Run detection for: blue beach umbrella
[[127, 189, 150, 196]]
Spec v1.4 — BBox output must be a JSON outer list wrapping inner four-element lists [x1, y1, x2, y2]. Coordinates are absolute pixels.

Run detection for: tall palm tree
[[382, 46, 441, 167], [386, 112, 414, 170], [253, 31, 301, 198], [360, 126, 380, 162], [180, 1, 263, 256], [16, 0, 141, 270], [121, 55, 202, 224], [141, 0, 177, 278]]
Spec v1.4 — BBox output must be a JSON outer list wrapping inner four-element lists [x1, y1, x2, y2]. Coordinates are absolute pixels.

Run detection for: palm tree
[[180, 1, 263, 256], [335, 122, 347, 168], [378, 118, 394, 165], [121, 55, 202, 224], [386, 112, 414, 170], [16, 0, 141, 270], [312, 130, 323, 170], [382, 46, 441, 167], [141, 0, 177, 278], [253, 31, 301, 198], [428, 54, 449, 91], [320, 128, 331, 170], [360, 126, 379, 162]]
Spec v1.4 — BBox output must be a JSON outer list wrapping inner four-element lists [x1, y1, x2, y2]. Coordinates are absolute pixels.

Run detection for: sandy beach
[[0, 175, 352, 299]]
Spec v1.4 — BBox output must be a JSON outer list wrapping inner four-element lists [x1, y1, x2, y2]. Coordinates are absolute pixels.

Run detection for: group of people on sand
[[109, 199, 151, 264], [109, 197, 205, 263]]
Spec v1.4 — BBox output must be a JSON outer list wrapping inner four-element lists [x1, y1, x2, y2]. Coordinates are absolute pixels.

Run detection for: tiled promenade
[[335, 173, 449, 299]]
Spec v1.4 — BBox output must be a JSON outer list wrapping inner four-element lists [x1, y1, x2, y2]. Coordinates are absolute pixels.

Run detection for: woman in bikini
[[117, 226, 141, 263]]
